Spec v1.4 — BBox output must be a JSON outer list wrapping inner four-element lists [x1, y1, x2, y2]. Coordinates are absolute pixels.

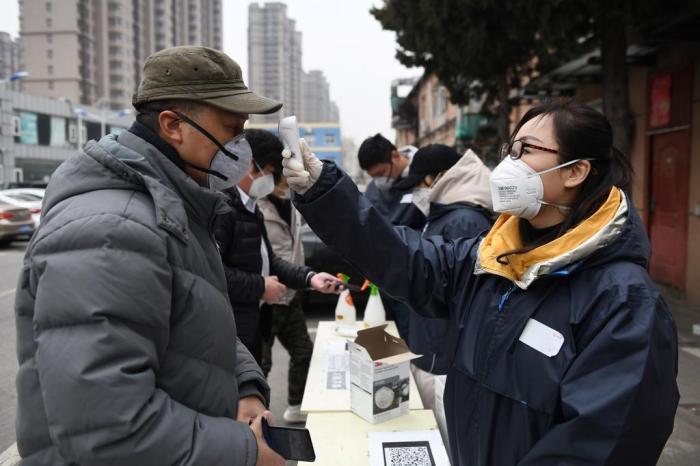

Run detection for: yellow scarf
[[477, 187, 622, 283]]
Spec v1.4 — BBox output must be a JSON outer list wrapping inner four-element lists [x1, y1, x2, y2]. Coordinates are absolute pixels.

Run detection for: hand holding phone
[[261, 416, 316, 462], [250, 413, 285, 466]]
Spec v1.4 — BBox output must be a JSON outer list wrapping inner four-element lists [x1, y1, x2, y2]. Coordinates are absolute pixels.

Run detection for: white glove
[[282, 138, 323, 194]]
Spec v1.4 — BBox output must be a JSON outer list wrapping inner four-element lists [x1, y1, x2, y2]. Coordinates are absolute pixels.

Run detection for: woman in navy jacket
[[283, 100, 679, 465]]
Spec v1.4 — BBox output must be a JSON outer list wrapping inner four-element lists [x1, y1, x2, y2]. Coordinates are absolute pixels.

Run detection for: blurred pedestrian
[[215, 129, 339, 364], [258, 174, 314, 423], [357, 134, 424, 338]]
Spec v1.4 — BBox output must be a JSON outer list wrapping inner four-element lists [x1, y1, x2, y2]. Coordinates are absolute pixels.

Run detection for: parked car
[[0, 203, 34, 246], [0, 189, 44, 228], [300, 223, 370, 315]]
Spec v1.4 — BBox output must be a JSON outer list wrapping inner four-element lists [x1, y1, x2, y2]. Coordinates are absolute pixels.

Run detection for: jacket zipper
[[498, 284, 517, 312]]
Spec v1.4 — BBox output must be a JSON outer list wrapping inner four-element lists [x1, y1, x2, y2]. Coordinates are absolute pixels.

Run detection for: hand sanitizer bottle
[[361, 280, 386, 328], [334, 274, 356, 327]]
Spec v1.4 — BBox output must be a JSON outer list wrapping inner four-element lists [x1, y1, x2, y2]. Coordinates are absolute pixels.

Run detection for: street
[[0, 242, 698, 464]]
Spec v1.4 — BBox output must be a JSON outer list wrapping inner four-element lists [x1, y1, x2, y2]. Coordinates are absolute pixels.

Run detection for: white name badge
[[518, 318, 564, 357], [400, 193, 413, 204]]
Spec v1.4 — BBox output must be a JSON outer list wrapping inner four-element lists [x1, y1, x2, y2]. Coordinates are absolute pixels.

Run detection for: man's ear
[[158, 110, 184, 145], [563, 160, 592, 189]]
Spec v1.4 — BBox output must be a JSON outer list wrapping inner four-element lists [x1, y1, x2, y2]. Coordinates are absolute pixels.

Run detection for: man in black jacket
[[216, 129, 339, 363]]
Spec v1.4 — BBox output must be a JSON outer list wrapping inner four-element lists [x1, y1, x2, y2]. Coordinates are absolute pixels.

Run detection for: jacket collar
[[93, 129, 230, 241], [475, 187, 627, 289]]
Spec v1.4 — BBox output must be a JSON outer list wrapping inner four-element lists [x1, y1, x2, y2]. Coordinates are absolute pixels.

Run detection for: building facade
[[0, 32, 21, 81], [301, 70, 338, 122], [248, 2, 303, 122], [0, 86, 134, 186], [18, 0, 222, 111]]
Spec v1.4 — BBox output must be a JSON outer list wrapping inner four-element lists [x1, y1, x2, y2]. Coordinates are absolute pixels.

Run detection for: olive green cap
[[132, 46, 282, 115]]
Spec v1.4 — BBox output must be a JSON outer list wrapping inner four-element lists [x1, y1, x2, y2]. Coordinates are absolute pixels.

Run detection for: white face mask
[[249, 172, 275, 199], [489, 156, 581, 219]]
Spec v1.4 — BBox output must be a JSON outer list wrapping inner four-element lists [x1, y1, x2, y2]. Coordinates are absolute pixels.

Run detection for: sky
[[0, 0, 423, 145]]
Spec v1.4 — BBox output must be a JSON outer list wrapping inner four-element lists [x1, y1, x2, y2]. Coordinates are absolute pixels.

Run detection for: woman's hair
[[496, 98, 634, 264]]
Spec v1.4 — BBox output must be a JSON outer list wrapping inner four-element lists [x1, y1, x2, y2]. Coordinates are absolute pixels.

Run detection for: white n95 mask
[[489, 156, 581, 219], [249, 172, 275, 199]]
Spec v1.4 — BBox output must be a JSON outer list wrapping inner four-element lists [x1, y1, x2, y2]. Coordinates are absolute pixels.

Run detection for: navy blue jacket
[[410, 202, 493, 373], [295, 164, 679, 466]]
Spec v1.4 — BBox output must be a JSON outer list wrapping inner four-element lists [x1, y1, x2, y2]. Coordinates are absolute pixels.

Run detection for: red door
[[648, 130, 689, 289]]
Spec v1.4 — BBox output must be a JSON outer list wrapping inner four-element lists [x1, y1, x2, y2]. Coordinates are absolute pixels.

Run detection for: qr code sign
[[382, 441, 436, 466]]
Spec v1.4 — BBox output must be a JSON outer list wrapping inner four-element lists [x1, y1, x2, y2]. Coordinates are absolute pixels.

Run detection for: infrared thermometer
[[278, 116, 303, 163]]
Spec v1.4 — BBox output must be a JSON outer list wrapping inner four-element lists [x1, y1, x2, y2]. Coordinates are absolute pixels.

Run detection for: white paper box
[[349, 325, 420, 424]]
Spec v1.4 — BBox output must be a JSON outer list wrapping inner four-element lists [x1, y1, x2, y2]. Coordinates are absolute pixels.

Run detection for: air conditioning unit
[[11, 116, 21, 136], [68, 124, 78, 143]]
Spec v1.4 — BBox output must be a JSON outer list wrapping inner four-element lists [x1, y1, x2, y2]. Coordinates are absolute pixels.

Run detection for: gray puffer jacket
[[14, 128, 269, 465]]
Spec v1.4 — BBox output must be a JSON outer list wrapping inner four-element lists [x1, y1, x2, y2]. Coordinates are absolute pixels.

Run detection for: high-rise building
[[0, 32, 22, 81], [19, 0, 222, 111], [247, 2, 302, 122], [301, 70, 339, 122]]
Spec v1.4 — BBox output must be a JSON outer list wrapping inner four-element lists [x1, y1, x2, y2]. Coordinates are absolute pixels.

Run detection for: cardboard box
[[348, 324, 420, 424]]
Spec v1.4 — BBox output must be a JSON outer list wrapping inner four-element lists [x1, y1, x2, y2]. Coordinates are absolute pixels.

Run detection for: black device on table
[[261, 417, 316, 462]]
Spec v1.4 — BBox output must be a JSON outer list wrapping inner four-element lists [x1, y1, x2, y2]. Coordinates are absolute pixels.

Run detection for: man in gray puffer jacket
[[14, 46, 285, 465]]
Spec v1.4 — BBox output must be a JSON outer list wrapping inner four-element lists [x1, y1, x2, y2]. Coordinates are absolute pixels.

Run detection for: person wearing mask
[[15, 46, 285, 465], [258, 174, 314, 424], [357, 134, 423, 338], [359, 134, 424, 229], [283, 100, 679, 465], [401, 145, 494, 445], [215, 129, 339, 364]]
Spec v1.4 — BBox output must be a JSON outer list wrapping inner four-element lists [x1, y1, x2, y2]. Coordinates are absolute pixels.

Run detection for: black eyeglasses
[[499, 140, 561, 160]]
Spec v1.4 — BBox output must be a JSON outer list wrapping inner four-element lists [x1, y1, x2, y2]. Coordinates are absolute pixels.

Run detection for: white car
[[0, 189, 45, 228]]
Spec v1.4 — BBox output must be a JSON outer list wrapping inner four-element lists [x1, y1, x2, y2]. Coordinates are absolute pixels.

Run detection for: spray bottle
[[334, 273, 357, 327], [361, 280, 386, 328]]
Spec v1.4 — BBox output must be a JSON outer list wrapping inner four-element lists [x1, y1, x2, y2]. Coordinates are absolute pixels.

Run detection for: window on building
[[433, 86, 449, 118], [18, 112, 38, 145], [47, 33, 52, 43], [86, 121, 101, 142], [48, 81, 54, 90], [37, 114, 51, 146], [47, 64, 53, 74], [325, 134, 336, 145], [47, 49, 52, 59], [46, 18, 52, 27], [50, 116, 67, 147], [46, 2, 52, 12], [109, 31, 123, 41]]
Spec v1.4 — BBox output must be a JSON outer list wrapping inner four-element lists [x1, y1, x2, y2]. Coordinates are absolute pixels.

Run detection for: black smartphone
[[261, 417, 316, 462]]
